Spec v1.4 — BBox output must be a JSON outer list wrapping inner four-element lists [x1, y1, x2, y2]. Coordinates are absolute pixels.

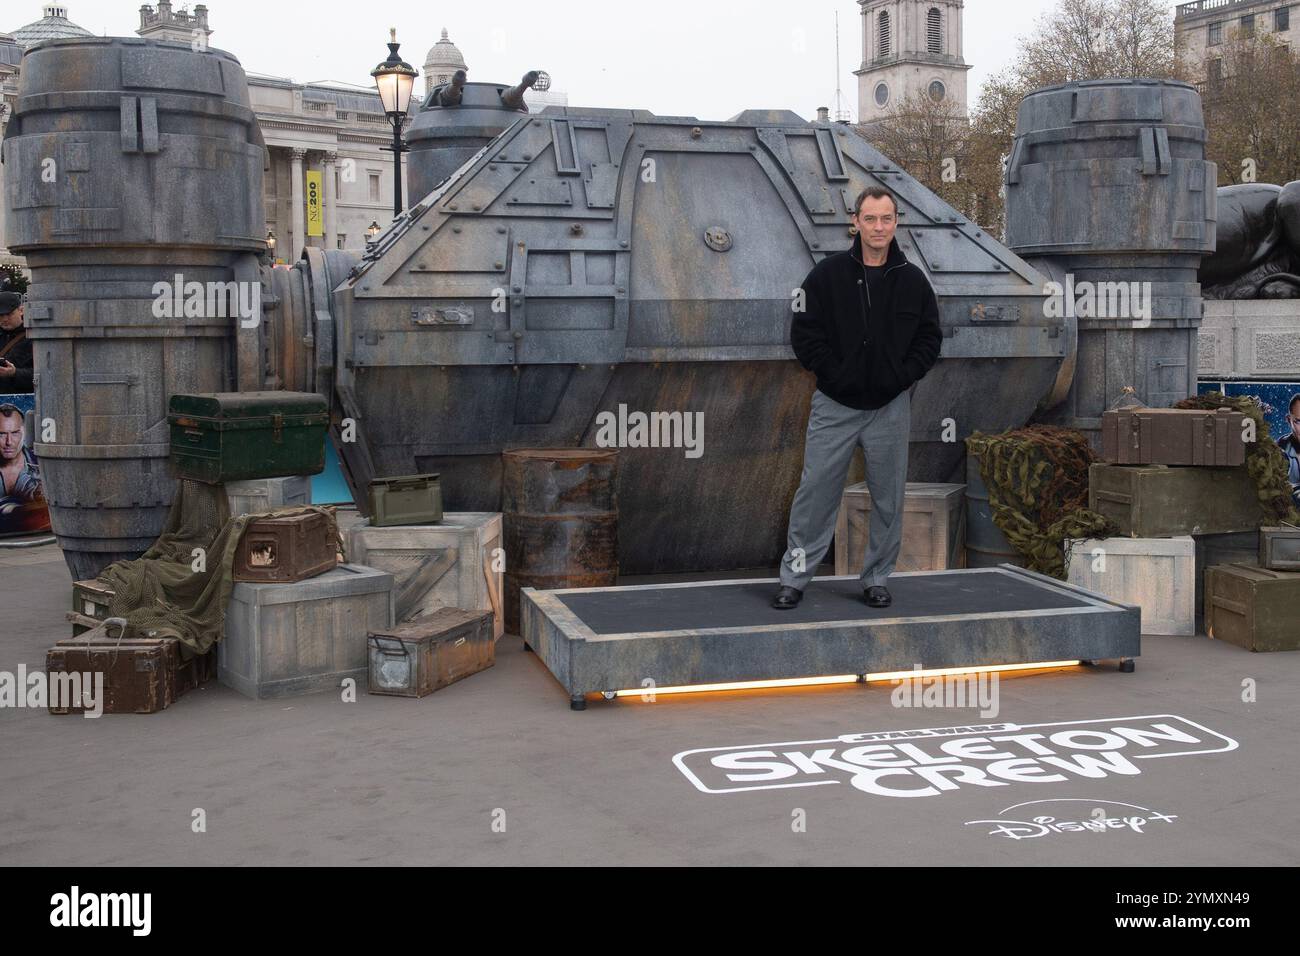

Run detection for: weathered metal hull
[[5, 39, 1073, 578], [309, 106, 1065, 573]]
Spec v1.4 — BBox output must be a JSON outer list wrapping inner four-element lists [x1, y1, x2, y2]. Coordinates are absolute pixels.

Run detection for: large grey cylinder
[[405, 80, 530, 205], [1005, 78, 1216, 449], [2, 37, 266, 579]]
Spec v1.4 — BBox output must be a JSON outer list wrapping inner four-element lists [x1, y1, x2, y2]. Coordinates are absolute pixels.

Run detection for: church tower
[[136, 2, 213, 46], [854, 0, 970, 123]]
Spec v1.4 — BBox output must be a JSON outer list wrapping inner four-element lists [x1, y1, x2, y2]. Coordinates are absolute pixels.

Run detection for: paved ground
[[1, 541, 1296, 866]]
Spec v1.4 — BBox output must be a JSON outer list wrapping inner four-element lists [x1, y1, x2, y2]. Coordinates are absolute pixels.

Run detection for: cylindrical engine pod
[[2, 37, 266, 579], [1004, 78, 1216, 448], [405, 73, 535, 205]]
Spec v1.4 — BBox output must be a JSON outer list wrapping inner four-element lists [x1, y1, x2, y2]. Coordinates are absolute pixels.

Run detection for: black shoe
[[772, 585, 803, 610], [864, 585, 891, 608]]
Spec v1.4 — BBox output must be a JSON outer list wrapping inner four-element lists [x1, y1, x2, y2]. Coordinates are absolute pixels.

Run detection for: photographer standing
[[0, 290, 32, 394]]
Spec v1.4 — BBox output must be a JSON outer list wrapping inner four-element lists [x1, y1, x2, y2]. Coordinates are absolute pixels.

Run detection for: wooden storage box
[[835, 482, 966, 575], [48, 619, 214, 714], [1205, 563, 1300, 652], [233, 510, 338, 583], [367, 473, 443, 527], [69, 579, 114, 635], [219, 563, 394, 699], [1066, 536, 1196, 636], [1193, 531, 1259, 632], [367, 608, 495, 698], [225, 476, 311, 518], [347, 512, 504, 640], [1259, 526, 1300, 572], [1088, 463, 1263, 537], [1101, 407, 1248, 466], [168, 391, 328, 484]]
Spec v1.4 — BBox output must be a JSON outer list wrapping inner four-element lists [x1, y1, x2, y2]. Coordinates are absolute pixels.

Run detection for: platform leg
[[569, 694, 587, 711], [1079, 660, 1095, 667], [1119, 658, 1135, 673]]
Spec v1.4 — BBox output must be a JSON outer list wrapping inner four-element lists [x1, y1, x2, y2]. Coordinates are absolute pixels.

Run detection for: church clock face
[[874, 82, 889, 107], [928, 79, 947, 102]]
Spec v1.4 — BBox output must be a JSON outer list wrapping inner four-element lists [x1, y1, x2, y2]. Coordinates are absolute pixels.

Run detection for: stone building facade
[[1175, 0, 1296, 81]]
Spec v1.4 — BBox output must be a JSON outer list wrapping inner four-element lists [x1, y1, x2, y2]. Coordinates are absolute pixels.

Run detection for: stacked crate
[[1072, 407, 1292, 646], [168, 392, 397, 698], [347, 505, 505, 643], [346, 476, 503, 696]]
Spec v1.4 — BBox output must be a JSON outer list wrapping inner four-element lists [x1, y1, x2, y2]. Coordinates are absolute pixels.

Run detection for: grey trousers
[[779, 385, 911, 590]]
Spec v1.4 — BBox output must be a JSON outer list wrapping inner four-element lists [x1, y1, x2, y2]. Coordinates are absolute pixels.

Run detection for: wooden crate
[[1066, 536, 1195, 636], [835, 482, 966, 575], [219, 563, 394, 699], [1101, 408, 1247, 466], [225, 476, 311, 518], [1193, 531, 1259, 633], [69, 579, 114, 635], [1205, 563, 1300, 652], [1088, 463, 1263, 537], [347, 512, 504, 640]]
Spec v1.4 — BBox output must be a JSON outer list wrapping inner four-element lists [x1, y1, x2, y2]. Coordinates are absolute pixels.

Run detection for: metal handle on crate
[[369, 634, 410, 658]]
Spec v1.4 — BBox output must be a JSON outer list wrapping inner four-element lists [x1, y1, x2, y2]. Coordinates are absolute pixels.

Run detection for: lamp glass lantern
[[370, 28, 417, 217]]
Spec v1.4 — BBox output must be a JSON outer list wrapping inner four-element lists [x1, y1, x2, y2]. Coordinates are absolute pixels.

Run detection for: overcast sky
[[11, 0, 1187, 119]]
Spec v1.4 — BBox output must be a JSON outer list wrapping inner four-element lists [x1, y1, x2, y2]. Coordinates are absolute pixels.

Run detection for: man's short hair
[[1289, 393, 1300, 415], [853, 186, 898, 217], [0, 403, 23, 424]]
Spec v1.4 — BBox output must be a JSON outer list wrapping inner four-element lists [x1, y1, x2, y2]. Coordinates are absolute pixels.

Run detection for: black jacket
[[790, 233, 943, 409], [0, 325, 33, 394]]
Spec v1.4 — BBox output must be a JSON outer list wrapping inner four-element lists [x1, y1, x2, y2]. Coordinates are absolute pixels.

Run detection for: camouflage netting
[[95, 480, 338, 656], [1172, 391, 1300, 526], [965, 425, 1119, 580]]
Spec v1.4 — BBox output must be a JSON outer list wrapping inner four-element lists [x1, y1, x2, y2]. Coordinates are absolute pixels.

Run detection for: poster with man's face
[[0, 395, 51, 537], [1198, 381, 1300, 508]]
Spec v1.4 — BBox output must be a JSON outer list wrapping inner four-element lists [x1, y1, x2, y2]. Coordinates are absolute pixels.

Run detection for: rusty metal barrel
[[963, 452, 1025, 569], [501, 448, 618, 634], [2, 37, 266, 579]]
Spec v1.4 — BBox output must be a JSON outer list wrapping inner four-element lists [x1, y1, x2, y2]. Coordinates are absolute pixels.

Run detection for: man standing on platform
[[773, 186, 942, 610]]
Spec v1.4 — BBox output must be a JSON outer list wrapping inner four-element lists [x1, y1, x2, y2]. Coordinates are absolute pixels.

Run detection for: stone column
[[289, 147, 306, 258], [322, 151, 338, 249]]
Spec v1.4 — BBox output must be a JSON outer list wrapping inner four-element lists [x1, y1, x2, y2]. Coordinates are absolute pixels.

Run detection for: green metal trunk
[[1088, 463, 1265, 537], [168, 392, 329, 484]]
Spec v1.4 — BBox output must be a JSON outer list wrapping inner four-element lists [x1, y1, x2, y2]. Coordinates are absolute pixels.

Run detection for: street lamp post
[[370, 28, 417, 219]]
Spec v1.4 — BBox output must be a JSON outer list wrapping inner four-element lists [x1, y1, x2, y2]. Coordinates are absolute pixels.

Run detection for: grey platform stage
[[520, 565, 1142, 709]]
